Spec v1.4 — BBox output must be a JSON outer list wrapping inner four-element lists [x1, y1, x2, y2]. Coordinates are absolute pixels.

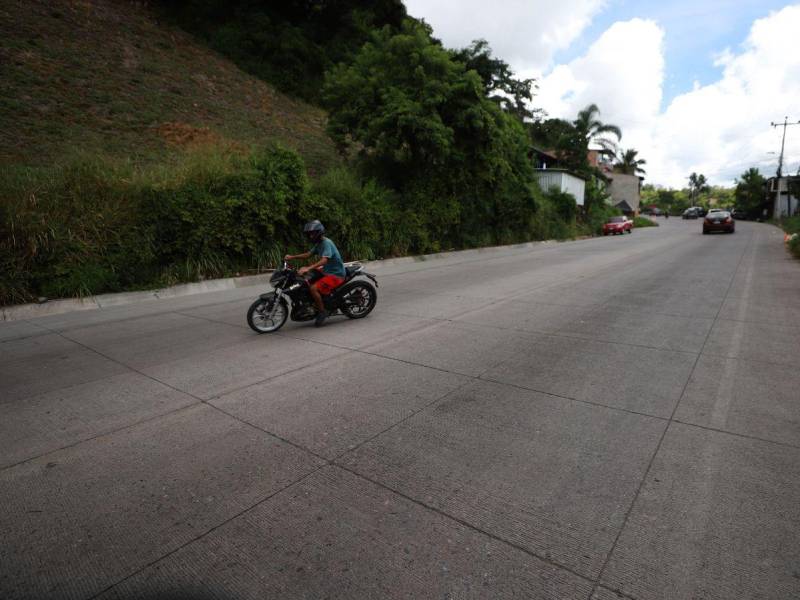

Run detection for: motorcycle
[[246, 261, 378, 333]]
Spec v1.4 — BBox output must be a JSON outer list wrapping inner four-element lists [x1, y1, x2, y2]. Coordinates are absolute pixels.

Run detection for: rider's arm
[[299, 256, 328, 274], [285, 251, 312, 261], [307, 256, 328, 270]]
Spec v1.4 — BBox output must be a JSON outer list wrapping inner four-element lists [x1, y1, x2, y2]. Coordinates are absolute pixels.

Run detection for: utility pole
[[770, 117, 800, 217], [770, 117, 800, 177]]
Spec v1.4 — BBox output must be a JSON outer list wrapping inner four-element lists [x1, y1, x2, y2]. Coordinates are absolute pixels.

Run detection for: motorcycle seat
[[345, 263, 363, 279]]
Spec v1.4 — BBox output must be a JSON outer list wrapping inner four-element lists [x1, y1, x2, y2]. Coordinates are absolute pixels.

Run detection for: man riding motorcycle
[[284, 220, 345, 326]]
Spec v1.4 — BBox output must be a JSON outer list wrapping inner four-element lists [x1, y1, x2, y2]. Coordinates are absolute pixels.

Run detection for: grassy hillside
[[0, 0, 339, 172]]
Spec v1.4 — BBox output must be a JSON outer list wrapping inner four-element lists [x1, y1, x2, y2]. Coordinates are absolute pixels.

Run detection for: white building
[[533, 169, 586, 206], [767, 176, 800, 218]]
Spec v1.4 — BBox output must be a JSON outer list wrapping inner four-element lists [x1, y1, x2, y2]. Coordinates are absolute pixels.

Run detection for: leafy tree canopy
[[452, 40, 539, 122], [687, 172, 709, 197], [615, 148, 647, 176], [322, 19, 537, 246], [574, 103, 622, 158], [734, 167, 766, 217]]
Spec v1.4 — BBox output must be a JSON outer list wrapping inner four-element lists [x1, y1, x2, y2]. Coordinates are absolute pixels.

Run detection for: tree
[[322, 19, 537, 247], [452, 40, 538, 122], [573, 104, 622, 159], [615, 148, 647, 176], [687, 172, 709, 204], [734, 167, 766, 217], [160, 0, 408, 102], [525, 118, 584, 175]]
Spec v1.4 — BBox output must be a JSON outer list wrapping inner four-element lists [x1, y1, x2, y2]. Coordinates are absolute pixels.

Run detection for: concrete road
[[2, 218, 799, 600]]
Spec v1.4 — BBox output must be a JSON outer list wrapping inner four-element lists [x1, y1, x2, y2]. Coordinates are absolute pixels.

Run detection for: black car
[[731, 208, 747, 220], [682, 208, 699, 219]]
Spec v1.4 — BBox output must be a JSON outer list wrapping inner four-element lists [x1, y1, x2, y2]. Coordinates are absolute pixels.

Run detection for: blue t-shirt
[[311, 238, 346, 278]]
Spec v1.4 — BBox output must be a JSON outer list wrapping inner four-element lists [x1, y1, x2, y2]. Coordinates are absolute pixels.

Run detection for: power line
[[770, 116, 800, 177]]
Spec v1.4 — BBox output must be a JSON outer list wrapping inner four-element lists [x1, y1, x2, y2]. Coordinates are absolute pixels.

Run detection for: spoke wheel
[[247, 296, 288, 333], [340, 282, 377, 319]]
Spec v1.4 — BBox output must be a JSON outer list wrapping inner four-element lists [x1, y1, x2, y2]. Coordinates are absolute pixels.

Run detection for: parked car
[[703, 210, 735, 234], [707, 208, 724, 215], [694, 206, 707, 217], [603, 216, 632, 235], [682, 208, 699, 219], [731, 208, 747, 220]]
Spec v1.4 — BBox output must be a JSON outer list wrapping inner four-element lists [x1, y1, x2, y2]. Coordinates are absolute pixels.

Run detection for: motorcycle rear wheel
[[340, 281, 377, 319], [247, 295, 288, 333]]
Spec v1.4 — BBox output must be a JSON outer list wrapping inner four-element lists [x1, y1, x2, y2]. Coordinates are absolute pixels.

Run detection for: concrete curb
[[1, 238, 563, 322], [363, 239, 558, 270], [1, 273, 274, 322]]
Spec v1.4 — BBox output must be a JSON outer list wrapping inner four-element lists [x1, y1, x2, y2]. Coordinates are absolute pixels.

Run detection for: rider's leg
[[309, 284, 325, 313]]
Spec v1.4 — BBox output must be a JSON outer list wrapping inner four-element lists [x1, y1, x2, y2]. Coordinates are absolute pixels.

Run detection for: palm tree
[[615, 149, 647, 176], [687, 172, 709, 198], [573, 103, 622, 158]]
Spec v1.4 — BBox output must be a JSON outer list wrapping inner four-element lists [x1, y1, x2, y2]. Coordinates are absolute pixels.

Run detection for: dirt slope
[[0, 0, 340, 172]]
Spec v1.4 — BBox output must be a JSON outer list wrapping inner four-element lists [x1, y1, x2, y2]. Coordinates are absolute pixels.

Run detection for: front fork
[[267, 289, 284, 320]]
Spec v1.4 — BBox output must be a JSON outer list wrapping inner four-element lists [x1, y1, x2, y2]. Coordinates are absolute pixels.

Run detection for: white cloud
[[536, 5, 800, 187], [403, 0, 607, 72], [536, 18, 664, 139], [652, 4, 800, 186]]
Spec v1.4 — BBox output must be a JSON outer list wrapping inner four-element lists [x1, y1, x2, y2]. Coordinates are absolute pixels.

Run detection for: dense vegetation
[[641, 181, 735, 216], [2, 0, 623, 305], [158, 0, 408, 103]]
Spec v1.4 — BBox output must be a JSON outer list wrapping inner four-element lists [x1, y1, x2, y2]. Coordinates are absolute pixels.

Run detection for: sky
[[403, 0, 800, 187]]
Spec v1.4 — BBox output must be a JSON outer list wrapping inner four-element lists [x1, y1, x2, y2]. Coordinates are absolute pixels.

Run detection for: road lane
[[1, 219, 799, 600]]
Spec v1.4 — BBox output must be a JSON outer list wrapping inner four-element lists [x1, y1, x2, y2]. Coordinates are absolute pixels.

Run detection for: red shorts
[[312, 274, 344, 295]]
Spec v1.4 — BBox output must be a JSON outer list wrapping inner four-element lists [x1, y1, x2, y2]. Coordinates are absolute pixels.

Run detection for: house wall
[[774, 193, 800, 218], [771, 177, 800, 218], [533, 171, 586, 206], [606, 173, 641, 215]]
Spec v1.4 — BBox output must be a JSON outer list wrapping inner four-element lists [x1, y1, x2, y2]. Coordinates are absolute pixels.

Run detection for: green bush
[[788, 235, 800, 259], [0, 145, 311, 304], [0, 157, 156, 304], [528, 187, 576, 241], [1, 141, 590, 305], [775, 216, 800, 259], [143, 145, 305, 281], [303, 167, 404, 260]]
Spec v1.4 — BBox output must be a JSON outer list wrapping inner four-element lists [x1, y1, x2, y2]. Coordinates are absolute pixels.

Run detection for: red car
[[603, 216, 632, 235], [702, 211, 735, 234]]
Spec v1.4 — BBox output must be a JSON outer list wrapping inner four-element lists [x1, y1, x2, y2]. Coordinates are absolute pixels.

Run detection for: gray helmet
[[303, 220, 325, 243]]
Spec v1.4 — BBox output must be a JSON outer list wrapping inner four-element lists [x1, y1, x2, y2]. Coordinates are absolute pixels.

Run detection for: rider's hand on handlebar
[[284, 254, 293, 261], [298, 266, 309, 276]]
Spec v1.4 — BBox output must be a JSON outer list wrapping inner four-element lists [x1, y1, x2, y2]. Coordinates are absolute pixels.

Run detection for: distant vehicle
[[703, 210, 735, 234], [603, 216, 632, 235], [731, 208, 747, 220], [707, 208, 724, 214], [694, 206, 707, 217], [682, 208, 699, 219]]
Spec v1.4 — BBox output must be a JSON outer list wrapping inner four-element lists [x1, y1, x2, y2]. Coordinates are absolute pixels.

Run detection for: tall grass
[[1, 145, 592, 305]]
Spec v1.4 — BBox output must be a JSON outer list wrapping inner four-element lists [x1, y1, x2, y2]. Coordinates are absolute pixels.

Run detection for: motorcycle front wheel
[[340, 281, 377, 319], [247, 294, 289, 333]]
